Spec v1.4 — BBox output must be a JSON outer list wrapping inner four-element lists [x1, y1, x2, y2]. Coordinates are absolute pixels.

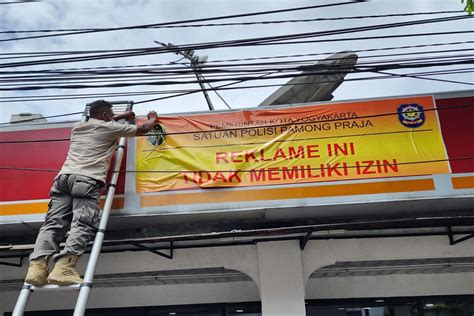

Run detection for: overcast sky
[[0, 0, 472, 123]]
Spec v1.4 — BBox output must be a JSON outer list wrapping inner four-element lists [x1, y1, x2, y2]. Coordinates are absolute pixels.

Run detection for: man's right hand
[[136, 111, 159, 136], [147, 111, 158, 122]]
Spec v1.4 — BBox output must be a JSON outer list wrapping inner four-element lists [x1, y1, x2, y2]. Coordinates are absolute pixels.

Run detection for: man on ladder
[[24, 100, 158, 286]]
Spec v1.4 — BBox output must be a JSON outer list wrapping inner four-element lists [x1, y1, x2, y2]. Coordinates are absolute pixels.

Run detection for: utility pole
[[155, 41, 215, 111]]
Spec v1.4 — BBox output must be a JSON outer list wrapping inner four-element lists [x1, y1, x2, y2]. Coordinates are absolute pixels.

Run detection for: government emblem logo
[[397, 104, 425, 128], [146, 123, 166, 146]]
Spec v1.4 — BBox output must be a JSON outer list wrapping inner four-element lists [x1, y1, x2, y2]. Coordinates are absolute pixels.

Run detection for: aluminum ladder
[[12, 100, 134, 316]]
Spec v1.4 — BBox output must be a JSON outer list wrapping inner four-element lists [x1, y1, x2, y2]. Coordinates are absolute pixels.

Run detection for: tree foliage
[[462, 0, 474, 15]]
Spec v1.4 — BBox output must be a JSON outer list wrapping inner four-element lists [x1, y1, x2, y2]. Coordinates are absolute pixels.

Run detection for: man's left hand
[[114, 111, 136, 122]]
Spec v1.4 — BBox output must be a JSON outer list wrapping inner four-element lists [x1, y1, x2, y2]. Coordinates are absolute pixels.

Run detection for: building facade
[[1, 90, 473, 315]]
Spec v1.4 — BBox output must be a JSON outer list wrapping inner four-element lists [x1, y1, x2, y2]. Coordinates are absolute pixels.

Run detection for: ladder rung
[[30, 284, 81, 292]]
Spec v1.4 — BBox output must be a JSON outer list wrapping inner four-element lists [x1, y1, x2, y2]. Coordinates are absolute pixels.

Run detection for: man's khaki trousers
[[30, 174, 102, 261]]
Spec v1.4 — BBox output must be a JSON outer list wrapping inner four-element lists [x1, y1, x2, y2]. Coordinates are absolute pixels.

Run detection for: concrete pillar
[[257, 240, 306, 316]]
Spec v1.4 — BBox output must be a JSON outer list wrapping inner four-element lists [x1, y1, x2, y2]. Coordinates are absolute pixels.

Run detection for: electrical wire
[[1, 41, 472, 78], [0, 111, 83, 127], [131, 70, 474, 106], [1, 103, 473, 141], [1, 49, 473, 79], [0, 53, 471, 86], [206, 82, 232, 109], [0, 1, 364, 43], [0, 157, 472, 174], [0, 58, 471, 91], [0, 12, 469, 123], [251, 31, 474, 47], [3, 56, 469, 101], [0, 66, 468, 108], [0, 16, 471, 69], [1, 36, 471, 62], [0, 70, 280, 107], [212, 44, 474, 64], [372, 69, 474, 86], [0, 5, 470, 141], [0, 0, 40, 4], [0, 10, 463, 34], [1, 28, 472, 69]]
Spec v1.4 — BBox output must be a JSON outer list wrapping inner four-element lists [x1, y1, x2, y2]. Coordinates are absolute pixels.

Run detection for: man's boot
[[24, 256, 49, 286], [47, 255, 83, 285]]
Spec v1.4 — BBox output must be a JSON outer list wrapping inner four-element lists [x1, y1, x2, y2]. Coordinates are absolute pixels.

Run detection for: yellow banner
[[136, 96, 449, 193]]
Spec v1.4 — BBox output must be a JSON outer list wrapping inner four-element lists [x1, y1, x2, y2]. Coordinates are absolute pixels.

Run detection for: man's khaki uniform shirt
[[59, 118, 137, 183]]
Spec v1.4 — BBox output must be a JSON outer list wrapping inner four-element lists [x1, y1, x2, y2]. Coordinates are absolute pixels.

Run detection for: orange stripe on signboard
[[452, 176, 474, 189], [0, 202, 48, 216], [141, 179, 435, 207], [98, 197, 125, 210], [0, 197, 125, 216]]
